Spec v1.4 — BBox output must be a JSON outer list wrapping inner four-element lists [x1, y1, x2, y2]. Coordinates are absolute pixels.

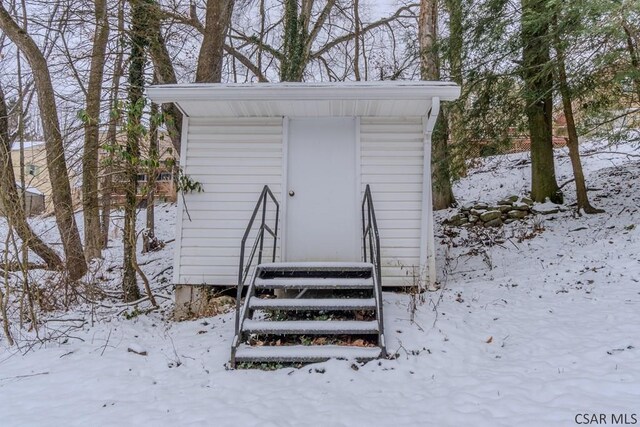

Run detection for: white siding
[[177, 115, 429, 288], [360, 117, 426, 287], [177, 117, 283, 286]]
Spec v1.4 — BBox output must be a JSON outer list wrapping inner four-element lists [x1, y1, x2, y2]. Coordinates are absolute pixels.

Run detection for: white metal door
[[285, 117, 359, 262]]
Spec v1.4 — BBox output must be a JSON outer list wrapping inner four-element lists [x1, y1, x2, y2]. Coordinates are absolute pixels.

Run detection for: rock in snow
[[508, 210, 528, 219], [479, 210, 501, 222], [532, 202, 561, 215]]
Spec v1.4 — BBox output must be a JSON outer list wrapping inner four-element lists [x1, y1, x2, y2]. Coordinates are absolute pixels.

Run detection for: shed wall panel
[[177, 117, 283, 286], [360, 117, 425, 287]]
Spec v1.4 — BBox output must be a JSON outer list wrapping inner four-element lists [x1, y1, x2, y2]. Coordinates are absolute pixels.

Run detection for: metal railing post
[[233, 185, 280, 343], [272, 196, 279, 262], [361, 184, 385, 357], [258, 191, 267, 265]]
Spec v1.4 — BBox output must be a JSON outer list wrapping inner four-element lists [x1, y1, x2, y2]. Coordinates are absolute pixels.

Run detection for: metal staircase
[[230, 185, 386, 367]]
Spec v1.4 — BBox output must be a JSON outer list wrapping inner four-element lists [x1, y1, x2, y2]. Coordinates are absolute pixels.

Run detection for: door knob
[[289, 190, 295, 197]]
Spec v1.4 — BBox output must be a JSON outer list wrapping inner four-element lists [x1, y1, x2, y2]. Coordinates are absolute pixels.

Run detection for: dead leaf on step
[[313, 337, 327, 345], [256, 340, 264, 346], [486, 336, 493, 344], [352, 339, 365, 347]]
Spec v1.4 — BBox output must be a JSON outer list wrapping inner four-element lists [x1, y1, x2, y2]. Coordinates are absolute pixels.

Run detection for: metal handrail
[[362, 184, 386, 357], [234, 185, 279, 334]]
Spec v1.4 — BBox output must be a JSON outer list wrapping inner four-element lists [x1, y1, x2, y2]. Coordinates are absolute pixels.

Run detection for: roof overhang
[[147, 81, 460, 118]]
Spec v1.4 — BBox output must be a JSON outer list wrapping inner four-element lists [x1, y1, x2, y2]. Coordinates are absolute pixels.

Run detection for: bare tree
[[0, 4, 87, 281], [82, 0, 110, 261], [148, 0, 183, 152], [101, 0, 126, 248], [1, 229, 14, 346], [121, 0, 152, 302], [196, 0, 235, 83], [147, 0, 235, 151], [219, 1, 418, 83], [552, 12, 601, 214], [353, 0, 361, 81], [143, 101, 159, 252], [0, 82, 62, 271]]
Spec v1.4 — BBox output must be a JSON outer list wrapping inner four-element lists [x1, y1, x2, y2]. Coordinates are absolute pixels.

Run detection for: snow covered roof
[[16, 182, 44, 196], [147, 81, 460, 118], [11, 140, 45, 150]]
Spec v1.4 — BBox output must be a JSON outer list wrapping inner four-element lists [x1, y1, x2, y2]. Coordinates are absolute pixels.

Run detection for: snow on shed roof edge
[[147, 81, 461, 105]]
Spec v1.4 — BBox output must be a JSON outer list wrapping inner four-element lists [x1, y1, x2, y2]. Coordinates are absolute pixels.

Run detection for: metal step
[[254, 277, 373, 290], [258, 262, 374, 272], [243, 320, 379, 335], [249, 298, 376, 311], [232, 261, 384, 367], [234, 344, 382, 363]]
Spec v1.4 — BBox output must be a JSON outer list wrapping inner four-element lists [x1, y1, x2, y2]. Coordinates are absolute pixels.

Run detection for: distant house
[[98, 130, 179, 206], [11, 141, 48, 204], [9, 141, 79, 214], [9, 134, 178, 216], [469, 114, 572, 158]]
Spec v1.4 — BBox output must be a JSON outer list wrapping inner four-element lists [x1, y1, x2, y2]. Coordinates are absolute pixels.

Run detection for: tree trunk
[[16, 54, 26, 211], [521, 0, 562, 204], [82, 0, 110, 261], [122, 0, 151, 302], [101, 0, 126, 249], [354, 0, 361, 81], [0, 83, 63, 270], [258, 0, 266, 74], [553, 17, 602, 214], [419, 0, 438, 80], [0, 4, 87, 280], [622, 23, 640, 101], [148, 1, 182, 153], [445, 0, 463, 86], [419, 0, 456, 209], [100, 131, 114, 248], [195, 0, 235, 83], [444, 0, 465, 176], [281, 0, 307, 82], [143, 102, 158, 252], [281, 0, 299, 81]]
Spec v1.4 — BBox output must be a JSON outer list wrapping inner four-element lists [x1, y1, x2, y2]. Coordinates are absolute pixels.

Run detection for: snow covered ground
[[1, 141, 639, 426]]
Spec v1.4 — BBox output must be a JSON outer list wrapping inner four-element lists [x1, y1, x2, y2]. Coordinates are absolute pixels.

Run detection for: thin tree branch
[[306, 0, 337, 57], [229, 30, 285, 61], [310, 3, 418, 60], [224, 44, 269, 82], [161, 8, 204, 34]]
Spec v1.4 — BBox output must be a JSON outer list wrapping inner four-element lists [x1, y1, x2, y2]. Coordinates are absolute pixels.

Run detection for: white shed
[[148, 81, 460, 294]]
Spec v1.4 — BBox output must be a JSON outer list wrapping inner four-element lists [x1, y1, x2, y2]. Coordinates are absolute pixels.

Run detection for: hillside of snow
[[0, 141, 639, 426]]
